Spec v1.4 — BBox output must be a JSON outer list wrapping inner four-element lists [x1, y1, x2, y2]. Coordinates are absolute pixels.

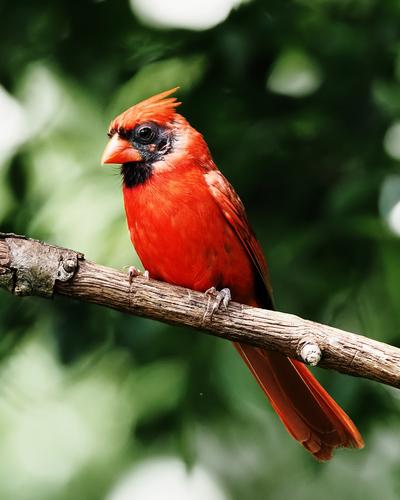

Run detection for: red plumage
[[102, 88, 364, 460]]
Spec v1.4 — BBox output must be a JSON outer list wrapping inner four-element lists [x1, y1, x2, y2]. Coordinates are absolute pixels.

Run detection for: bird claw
[[203, 287, 231, 321], [127, 266, 150, 284]]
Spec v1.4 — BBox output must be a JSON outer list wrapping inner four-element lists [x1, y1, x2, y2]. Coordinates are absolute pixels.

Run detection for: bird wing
[[204, 169, 274, 308], [205, 168, 364, 460]]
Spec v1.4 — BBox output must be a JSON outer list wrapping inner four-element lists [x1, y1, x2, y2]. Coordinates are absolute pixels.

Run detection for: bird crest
[[110, 87, 181, 133]]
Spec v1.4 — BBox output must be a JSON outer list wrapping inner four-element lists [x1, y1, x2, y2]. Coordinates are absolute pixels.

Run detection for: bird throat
[[121, 162, 153, 188]]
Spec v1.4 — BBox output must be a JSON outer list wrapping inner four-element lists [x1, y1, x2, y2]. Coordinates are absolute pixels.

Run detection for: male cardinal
[[101, 88, 363, 460]]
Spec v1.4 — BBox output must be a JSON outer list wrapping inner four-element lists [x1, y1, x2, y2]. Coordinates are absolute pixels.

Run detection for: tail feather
[[235, 343, 364, 460]]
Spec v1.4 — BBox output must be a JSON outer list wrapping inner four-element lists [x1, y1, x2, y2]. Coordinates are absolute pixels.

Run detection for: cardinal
[[101, 88, 363, 460]]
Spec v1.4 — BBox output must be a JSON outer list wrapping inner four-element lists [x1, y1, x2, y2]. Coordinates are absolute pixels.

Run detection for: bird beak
[[101, 134, 143, 164]]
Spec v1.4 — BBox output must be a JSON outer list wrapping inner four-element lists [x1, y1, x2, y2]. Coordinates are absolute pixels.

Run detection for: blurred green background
[[1, 0, 400, 498]]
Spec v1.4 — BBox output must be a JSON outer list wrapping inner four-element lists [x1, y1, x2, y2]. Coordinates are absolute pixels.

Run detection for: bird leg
[[127, 266, 150, 284], [203, 286, 231, 320]]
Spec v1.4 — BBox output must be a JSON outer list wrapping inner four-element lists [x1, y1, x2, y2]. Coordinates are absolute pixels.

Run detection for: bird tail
[[234, 343, 364, 460]]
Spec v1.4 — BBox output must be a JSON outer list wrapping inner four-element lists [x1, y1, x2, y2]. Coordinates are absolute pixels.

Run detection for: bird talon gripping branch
[[102, 87, 363, 460], [206, 286, 231, 311], [127, 266, 150, 284], [203, 287, 232, 320]]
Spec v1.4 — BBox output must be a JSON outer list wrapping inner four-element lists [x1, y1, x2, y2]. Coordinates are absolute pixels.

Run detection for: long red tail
[[235, 343, 364, 460]]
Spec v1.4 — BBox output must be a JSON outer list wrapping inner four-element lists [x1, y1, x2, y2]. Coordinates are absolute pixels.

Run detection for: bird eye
[[134, 123, 157, 144]]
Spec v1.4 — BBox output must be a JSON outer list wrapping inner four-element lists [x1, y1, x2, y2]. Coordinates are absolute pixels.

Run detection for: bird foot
[[127, 266, 150, 284], [203, 287, 231, 321]]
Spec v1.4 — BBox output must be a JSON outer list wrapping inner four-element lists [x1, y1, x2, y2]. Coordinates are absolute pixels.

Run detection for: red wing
[[204, 170, 364, 460], [205, 170, 274, 307]]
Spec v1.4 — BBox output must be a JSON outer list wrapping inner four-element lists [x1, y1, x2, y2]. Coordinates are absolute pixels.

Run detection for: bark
[[1, 233, 399, 389]]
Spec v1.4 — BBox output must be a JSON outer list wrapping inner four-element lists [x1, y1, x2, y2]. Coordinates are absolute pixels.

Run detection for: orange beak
[[101, 134, 143, 164]]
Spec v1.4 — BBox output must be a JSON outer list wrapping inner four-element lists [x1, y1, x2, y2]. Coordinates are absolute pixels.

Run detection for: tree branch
[[1, 232, 399, 389]]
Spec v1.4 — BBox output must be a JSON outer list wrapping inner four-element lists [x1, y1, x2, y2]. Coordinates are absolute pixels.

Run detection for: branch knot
[[299, 342, 322, 366], [296, 326, 322, 366], [1, 234, 82, 298]]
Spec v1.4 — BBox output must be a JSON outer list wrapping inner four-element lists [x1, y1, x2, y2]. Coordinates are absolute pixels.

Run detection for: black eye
[[134, 123, 157, 144]]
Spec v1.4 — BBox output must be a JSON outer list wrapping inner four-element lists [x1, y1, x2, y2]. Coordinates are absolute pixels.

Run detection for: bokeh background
[[1, 0, 400, 498]]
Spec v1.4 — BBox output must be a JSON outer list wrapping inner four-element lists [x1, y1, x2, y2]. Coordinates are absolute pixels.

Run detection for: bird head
[[102, 87, 198, 187]]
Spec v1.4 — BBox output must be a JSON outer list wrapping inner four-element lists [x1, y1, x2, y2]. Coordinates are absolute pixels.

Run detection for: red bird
[[102, 88, 364, 460]]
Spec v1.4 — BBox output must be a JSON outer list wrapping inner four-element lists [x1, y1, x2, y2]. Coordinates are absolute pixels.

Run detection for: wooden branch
[[1, 232, 400, 389]]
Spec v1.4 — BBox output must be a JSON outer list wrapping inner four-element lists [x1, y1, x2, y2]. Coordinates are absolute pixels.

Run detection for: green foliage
[[1, 0, 400, 498]]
